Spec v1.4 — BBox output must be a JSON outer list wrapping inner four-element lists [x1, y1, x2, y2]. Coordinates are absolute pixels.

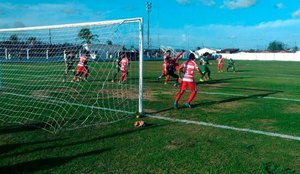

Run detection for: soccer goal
[[0, 18, 144, 133]]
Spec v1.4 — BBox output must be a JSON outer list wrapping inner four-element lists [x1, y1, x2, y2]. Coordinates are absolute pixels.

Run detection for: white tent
[[195, 48, 217, 56]]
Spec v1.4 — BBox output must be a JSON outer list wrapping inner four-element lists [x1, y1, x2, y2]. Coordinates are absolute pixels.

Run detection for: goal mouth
[[0, 18, 143, 133]]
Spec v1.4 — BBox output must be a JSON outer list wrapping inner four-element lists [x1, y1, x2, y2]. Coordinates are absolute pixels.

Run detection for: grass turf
[[0, 59, 299, 173]]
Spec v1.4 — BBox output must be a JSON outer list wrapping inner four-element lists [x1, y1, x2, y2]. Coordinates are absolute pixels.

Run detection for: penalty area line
[[146, 114, 300, 141]]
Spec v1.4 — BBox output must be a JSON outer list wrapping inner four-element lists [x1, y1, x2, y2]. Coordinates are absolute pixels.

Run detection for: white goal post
[[0, 18, 144, 133]]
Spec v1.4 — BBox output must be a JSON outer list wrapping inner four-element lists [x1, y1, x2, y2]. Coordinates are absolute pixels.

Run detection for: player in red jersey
[[174, 53, 203, 109], [158, 50, 184, 80], [217, 55, 225, 72], [72, 51, 89, 82], [163, 50, 185, 86], [169, 50, 185, 71], [119, 54, 129, 84]]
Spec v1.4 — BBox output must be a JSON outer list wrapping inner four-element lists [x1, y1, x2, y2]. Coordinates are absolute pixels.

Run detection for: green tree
[[9, 34, 18, 44], [122, 45, 127, 51], [78, 28, 98, 44], [106, 40, 113, 45], [292, 46, 298, 52], [267, 41, 285, 52]]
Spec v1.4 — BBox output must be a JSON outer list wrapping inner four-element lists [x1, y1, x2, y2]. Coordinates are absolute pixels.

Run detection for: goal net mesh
[[0, 18, 142, 133]]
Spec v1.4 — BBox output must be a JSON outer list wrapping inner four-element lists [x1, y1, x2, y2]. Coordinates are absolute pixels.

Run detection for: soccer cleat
[[173, 102, 179, 109], [184, 103, 192, 108], [199, 78, 204, 82]]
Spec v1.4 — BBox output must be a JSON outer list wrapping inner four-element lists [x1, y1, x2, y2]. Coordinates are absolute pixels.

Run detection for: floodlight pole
[[146, 1, 152, 49], [48, 29, 52, 44]]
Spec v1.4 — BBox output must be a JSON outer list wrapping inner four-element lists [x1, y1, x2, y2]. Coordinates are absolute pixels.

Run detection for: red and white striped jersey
[[217, 57, 224, 64], [120, 58, 128, 71], [78, 55, 87, 67], [180, 60, 199, 82]]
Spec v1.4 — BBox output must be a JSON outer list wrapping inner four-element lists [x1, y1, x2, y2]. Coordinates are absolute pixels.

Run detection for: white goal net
[[0, 18, 143, 133]]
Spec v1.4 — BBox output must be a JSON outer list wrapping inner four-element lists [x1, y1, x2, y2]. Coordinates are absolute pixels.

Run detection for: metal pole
[[138, 18, 144, 115], [48, 29, 52, 44], [146, 1, 152, 49]]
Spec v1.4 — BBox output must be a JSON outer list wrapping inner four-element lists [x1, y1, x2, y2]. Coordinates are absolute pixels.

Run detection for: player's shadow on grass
[[0, 125, 40, 135], [212, 86, 284, 93], [0, 148, 111, 174], [0, 138, 66, 156], [0, 123, 166, 160], [234, 69, 251, 72], [196, 76, 251, 85], [193, 91, 282, 108], [0, 122, 60, 135]]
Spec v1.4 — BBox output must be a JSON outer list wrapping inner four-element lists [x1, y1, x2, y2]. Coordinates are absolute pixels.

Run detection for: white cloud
[[176, 0, 191, 5], [256, 19, 300, 29], [176, 0, 215, 6], [292, 9, 300, 18], [202, 0, 215, 7], [223, 0, 256, 9], [275, 3, 284, 9]]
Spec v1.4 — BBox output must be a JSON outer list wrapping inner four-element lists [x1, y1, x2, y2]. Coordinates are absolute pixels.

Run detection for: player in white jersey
[[118, 54, 129, 84], [174, 53, 203, 109], [72, 51, 89, 82]]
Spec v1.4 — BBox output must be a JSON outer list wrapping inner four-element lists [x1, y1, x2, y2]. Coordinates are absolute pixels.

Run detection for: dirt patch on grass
[[53, 88, 79, 93], [200, 101, 255, 114], [285, 105, 300, 114], [205, 83, 229, 88], [217, 101, 249, 109], [164, 138, 196, 150], [97, 88, 158, 101], [255, 118, 276, 124], [31, 90, 49, 99]]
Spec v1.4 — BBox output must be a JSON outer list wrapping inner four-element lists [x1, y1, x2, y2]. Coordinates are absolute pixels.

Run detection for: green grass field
[[0, 60, 299, 173]]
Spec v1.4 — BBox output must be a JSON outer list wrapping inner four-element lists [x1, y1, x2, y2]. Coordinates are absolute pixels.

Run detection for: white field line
[[147, 115, 300, 141], [198, 91, 300, 102]]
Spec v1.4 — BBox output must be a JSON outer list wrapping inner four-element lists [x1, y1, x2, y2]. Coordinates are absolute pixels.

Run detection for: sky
[[1, 0, 300, 50]]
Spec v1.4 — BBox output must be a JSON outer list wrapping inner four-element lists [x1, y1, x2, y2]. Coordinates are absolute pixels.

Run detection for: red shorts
[[180, 81, 196, 91], [77, 66, 88, 74], [121, 70, 127, 76]]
